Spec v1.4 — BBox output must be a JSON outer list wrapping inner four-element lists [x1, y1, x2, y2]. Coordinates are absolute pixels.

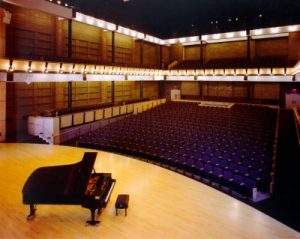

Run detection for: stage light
[[226, 32, 234, 38], [254, 29, 263, 35], [179, 38, 187, 43], [240, 31, 247, 37], [213, 34, 220, 39], [288, 25, 297, 32]]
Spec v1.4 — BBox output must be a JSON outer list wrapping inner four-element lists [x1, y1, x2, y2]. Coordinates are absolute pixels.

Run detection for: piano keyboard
[[104, 181, 115, 202]]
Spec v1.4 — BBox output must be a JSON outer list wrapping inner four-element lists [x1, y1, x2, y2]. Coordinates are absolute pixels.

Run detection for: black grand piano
[[22, 152, 116, 225]]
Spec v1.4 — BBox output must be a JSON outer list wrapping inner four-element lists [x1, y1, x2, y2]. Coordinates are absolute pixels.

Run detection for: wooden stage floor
[[0, 143, 298, 239]]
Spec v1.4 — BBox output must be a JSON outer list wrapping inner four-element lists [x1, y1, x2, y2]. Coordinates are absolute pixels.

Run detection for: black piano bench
[[115, 194, 129, 216]]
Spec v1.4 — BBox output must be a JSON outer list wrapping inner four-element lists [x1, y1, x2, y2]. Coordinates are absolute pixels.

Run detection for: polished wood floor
[[0, 143, 299, 239]]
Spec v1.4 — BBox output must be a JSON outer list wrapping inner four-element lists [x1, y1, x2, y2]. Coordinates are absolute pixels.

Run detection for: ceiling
[[69, 0, 300, 39]]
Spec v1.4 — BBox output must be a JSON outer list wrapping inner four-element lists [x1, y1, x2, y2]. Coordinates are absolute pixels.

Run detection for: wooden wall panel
[[143, 42, 160, 67], [114, 81, 137, 103], [255, 38, 288, 57], [6, 82, 56, 135], [288, 32, 300, 62], [202, 82, 245, 98], [181, 82, 199, 95], [205, 41, 247, 61], [133, 40, 141, 65], [184, 46, 201, 60], [170, 44, 183, 63], [113, 33, 133, 65], [102, 31, 111, 63], [6, 5, 56, 59], [69, 21, 102, 61], [249, 40, 256, 61], [232, 83, 247, 98], [115, 32, 133, 49], [143, 81, 159, 99], [254, 83, 280, 100], [55, 82, 67, 108], [162, 46, 170, 68], [72, 81, 110, 107]]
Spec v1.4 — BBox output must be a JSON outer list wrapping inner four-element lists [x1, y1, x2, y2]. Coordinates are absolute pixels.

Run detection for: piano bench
[[115, 194, 129, 216]]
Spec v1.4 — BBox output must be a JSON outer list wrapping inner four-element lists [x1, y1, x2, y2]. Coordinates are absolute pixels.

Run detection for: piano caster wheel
[[26, 213, 36, 221], [27, 205, 36, 221], [86, 220, 100, 226]]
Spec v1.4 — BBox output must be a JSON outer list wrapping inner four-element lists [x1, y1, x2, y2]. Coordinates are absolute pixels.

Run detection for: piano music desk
[[115, 194, 129, 216]]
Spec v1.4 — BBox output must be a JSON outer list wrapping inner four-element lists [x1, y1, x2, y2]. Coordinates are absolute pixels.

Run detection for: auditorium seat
[[77, 101, 278, 199]]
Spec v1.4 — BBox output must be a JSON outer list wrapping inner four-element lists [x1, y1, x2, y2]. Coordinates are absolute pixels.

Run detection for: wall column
[[112, 31, 115, 64], [200, 36, 204, 68], [246, 29, 251, 66], [55, 18, 64, 58], [111, 81, 115, 104], [159, 81, 163, 99], [140, 40, 144, 66], [68, 81, 72, 108], [159, 45, 163, 69], [67, 19, 72, 58], [199, 81, 203, 98], [140, 81, 143, 98]]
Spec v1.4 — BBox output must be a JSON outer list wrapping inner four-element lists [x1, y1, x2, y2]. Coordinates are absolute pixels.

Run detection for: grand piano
[[22, 152, 116, 225]]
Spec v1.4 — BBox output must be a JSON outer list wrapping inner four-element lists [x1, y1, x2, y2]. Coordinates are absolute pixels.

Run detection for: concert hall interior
[[0, 0, 300, 238]]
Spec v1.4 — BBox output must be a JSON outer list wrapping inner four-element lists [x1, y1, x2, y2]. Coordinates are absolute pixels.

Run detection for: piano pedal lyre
[[27, 204, 36, 221]]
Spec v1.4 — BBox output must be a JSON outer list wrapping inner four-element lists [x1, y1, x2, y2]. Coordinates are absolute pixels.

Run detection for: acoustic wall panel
[[73, 112, 84, 125], [104, 107, 112, 119], [60, 115, 72, 128], [85, 111, 95, 123], [95, 109, 104, 120]]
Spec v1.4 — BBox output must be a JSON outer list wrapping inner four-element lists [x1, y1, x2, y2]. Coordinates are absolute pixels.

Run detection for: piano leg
[[86, 209, 100, 226], [27, 204, 36, 221], [97, 207, 102, 215]]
